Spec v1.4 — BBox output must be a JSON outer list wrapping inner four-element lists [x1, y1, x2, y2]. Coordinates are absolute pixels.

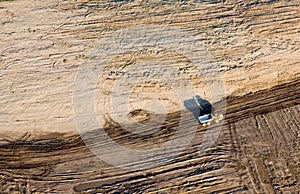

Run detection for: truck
[[193, 96, 224, 126], [198, 113, 224, 126]]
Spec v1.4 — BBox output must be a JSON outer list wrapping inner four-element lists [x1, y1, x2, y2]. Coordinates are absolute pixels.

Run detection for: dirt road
[[0, 79, 299, 193]]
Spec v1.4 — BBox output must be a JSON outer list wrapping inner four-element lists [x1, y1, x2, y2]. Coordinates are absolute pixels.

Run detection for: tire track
[[0, 79, 299, 193]]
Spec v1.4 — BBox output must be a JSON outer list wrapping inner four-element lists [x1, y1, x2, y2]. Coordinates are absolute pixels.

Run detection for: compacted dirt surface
[[0, 0, 299, 193]]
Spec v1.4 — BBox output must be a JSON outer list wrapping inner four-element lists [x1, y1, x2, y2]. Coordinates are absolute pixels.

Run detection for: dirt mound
[[128, 109, 151, 124]]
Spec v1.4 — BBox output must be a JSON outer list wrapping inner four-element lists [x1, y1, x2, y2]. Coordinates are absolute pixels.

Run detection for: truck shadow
[[183, 95, 215, 120]]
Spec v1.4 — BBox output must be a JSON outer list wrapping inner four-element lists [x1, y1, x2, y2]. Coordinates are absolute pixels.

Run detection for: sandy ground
[[0, 0, 299, 137], [0, 0, 299, 193]]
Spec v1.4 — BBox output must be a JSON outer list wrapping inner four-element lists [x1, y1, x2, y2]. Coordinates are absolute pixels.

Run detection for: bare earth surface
[[0, 0, 299, 193], [0, 80, 299, 193]]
